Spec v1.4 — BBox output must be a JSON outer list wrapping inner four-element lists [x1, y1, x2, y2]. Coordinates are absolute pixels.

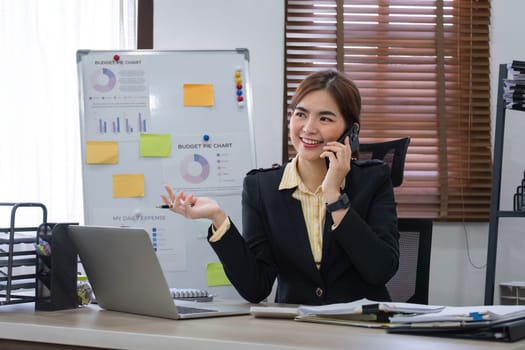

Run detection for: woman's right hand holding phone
[[321, 136, 351, 200]]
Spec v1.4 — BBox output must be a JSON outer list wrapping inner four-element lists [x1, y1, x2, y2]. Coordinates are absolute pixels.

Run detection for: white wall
[[154, 0, 284, 169], [154, 0, 525, 306]]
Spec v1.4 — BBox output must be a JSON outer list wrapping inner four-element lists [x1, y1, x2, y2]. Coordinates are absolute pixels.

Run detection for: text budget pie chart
[[180, 154, 210, 184]]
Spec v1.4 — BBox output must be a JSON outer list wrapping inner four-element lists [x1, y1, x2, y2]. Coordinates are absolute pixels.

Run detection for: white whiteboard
[[76, 49, 256, 299]]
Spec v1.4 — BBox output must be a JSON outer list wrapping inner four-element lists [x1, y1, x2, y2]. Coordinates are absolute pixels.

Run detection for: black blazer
[[209, 160, 399, 305]]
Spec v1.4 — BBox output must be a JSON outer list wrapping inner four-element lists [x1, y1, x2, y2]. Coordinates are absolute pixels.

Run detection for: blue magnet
[[203, 134, 210, 141], [236, 89, 243, 96]]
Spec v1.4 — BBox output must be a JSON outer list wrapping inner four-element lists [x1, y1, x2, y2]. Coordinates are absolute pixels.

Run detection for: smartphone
[[325, 125, 359, 168], [347, 125, 360, 153]]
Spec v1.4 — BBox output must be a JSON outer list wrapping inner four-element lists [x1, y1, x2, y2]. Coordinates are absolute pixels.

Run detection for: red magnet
[[113, 54, 120, 62]]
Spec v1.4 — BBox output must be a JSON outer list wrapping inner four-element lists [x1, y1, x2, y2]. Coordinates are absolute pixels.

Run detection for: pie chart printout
[[180, 153, 210, 184], [91, 67, 117, 93]]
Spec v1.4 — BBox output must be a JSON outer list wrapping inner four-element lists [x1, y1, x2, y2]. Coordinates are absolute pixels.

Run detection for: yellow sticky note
[[112, 174, 145, 198], [183, 84, 214, 106], [140, 133, 171, 157], [206, 262, 231, 287], [86, 141, 118, 164]]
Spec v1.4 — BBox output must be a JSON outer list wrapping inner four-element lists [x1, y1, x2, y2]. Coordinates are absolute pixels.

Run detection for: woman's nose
[[302, 117, 317, 133]]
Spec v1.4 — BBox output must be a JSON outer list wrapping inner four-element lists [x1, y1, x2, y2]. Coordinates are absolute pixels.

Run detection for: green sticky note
[[206, 262, 231, 287], [140, 133, 171, 157]]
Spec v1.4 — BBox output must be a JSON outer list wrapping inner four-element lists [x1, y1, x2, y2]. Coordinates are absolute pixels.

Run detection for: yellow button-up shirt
[[279, 156, 327, 268]]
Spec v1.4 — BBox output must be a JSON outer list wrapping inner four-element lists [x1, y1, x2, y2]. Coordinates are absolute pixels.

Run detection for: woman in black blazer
[[161, 70, 399, 305]]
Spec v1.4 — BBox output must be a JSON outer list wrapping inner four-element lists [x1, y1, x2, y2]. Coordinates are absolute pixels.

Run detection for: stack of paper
[[250, 298, 445, 321], [293, 298, 444, 327], [504, 60, 525, 110], [250, 298, 525, 340], [297, 298, 444, 317], [390, 305, 525, 324], [387, 305, 525, 342]]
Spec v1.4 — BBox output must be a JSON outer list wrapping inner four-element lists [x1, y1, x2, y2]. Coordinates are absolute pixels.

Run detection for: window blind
[[284, 0, 492, 221]]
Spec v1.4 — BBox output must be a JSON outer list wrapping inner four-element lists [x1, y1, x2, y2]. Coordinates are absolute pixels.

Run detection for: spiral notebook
[[170, 288, 213, 302]]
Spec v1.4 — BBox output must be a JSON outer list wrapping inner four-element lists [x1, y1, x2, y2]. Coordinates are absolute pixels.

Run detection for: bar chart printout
[[96, 112, 148, 135]]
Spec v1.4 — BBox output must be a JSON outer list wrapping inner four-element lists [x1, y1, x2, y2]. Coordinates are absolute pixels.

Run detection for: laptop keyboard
[[176, 305, 217, 314]]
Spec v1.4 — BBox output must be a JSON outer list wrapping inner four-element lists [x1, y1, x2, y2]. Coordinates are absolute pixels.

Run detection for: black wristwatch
[[326, 193, 350, 213]]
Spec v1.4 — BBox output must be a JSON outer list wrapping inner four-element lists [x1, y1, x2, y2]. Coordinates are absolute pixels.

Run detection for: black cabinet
[[1, 203, 79, 309], [35, 222, 78, 310], [484, 64, 525, 305], [0, 202, 45, 305]]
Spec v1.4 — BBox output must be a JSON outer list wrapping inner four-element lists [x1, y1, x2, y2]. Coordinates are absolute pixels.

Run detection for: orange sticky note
[[86, 141, 118, 164], [183, 84, 214, 106], [112, 174, 145, 198]]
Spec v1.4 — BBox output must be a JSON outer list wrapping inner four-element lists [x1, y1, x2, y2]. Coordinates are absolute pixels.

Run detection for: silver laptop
[[68, 225, 249, 319]]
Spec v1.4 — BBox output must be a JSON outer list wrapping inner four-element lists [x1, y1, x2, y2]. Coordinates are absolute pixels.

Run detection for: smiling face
[[290, 89, 347, 165], [288, 70, 362, 163]]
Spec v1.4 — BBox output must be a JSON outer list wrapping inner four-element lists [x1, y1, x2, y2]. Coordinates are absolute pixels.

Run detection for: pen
[[156, 204, 172, 209]]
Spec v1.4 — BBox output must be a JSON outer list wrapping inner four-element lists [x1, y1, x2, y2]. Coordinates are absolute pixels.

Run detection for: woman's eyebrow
[[294, 106, 308, 113], [319, 110, 337, 116], [294, 106, 336, 116]]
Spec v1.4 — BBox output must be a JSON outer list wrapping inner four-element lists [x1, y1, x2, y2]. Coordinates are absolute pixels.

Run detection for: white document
[[297, 298, 445, 317]]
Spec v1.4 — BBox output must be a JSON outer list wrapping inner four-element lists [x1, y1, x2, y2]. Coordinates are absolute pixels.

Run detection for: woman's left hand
[[160, 184, 225, 225]]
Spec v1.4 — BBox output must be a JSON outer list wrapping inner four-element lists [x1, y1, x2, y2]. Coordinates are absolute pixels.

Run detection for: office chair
[[359, 137, 410, 188], [358, 137, 432, 304], [387, 218, 433, 304]]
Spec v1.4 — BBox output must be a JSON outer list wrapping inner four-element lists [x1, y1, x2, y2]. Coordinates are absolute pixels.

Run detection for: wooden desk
[[1, 303, 525, 350]]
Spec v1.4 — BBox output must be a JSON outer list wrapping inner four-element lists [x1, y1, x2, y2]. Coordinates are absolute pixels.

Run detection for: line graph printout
[[83, 62, 151, 141]]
